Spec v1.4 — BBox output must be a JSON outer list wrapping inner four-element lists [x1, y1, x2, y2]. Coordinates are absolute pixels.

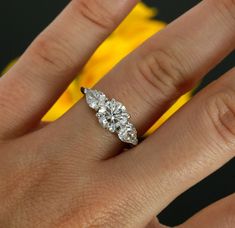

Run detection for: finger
[[0, 0, 138, 138], [113, 68, 235, 225], [146, 217, 169, 228], [179, 194, 235, 228], [51, 0, 235, 159]]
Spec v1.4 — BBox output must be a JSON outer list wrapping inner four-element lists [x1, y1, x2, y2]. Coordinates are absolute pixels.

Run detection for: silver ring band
[[81, 87, 138, 146]]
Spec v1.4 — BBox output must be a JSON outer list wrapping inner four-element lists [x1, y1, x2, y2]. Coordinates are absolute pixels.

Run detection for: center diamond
[[96, 99, 130, 133]]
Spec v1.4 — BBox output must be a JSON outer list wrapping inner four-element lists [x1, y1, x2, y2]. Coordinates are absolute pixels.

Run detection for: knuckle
[[73, 0, 117, 30], [204, 86, 235, 145], [29, 33, 75, 75], [86, 211, 124, 228], [82, 172, 140, 227], [136, 48, 192, 103], [87, 185, 128, 226], [215, 0, 235, 24]]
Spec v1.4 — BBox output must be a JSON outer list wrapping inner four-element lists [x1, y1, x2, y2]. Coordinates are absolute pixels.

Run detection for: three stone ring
[[81, 87, 138, 146]]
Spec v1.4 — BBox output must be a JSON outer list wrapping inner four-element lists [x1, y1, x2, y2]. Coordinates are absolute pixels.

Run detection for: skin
[[0, 0, 234, 227]]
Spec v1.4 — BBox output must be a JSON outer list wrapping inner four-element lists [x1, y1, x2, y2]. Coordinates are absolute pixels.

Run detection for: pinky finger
[[179, 194, 235, 228]]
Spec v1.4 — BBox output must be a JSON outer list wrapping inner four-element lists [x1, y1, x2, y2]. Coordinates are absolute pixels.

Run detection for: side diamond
[[118, 123, 138, 145], [84, 89, 107, 111]]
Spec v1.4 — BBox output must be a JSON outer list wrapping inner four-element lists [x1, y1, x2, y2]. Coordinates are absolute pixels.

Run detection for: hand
[[0, 0, 234, 227]]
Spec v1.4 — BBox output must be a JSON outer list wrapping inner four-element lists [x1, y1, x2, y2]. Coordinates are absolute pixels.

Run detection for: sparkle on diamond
[[85, 89, 107, 111], [96, 99, 130, 133], [118, 123, 138, 145]]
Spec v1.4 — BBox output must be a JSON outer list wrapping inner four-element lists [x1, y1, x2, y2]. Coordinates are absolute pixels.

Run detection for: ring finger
[[48, 0, 235, 159]]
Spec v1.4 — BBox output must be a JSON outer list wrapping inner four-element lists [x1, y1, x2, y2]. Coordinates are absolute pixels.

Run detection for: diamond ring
[[81, 87, 138, 146]]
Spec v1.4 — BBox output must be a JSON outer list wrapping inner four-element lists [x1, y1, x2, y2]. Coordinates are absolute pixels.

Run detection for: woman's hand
[[0, 0, 234, 227]]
